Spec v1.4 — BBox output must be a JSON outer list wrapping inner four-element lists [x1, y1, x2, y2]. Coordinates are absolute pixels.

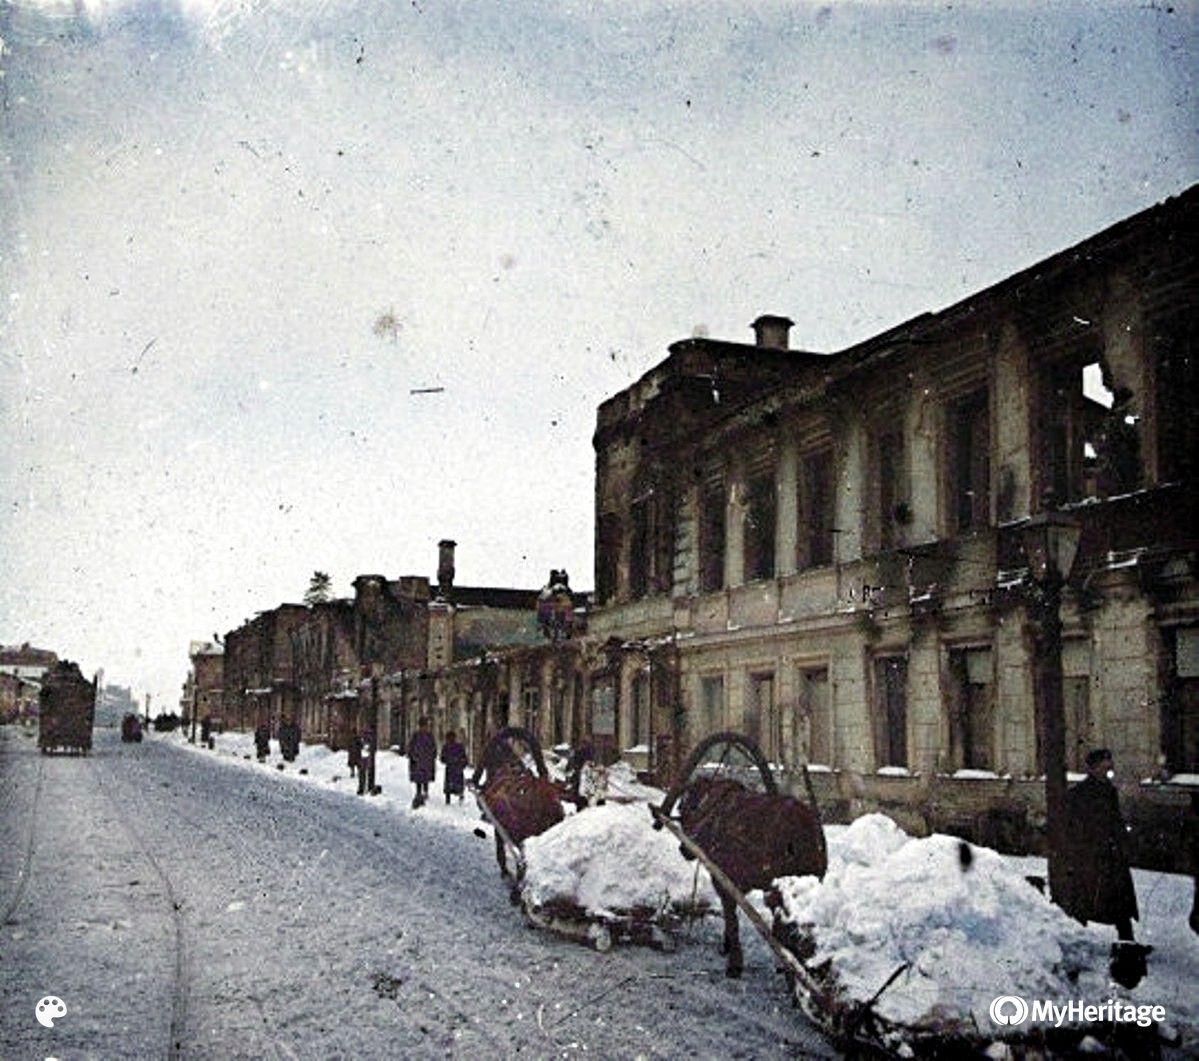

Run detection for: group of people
[[344, 717, 469, 807]]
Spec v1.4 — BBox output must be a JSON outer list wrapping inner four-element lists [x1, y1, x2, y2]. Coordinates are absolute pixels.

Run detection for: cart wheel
[[588, 923, 613, 953], [483, 725, 553, 780], [660, 731, 778, 819]]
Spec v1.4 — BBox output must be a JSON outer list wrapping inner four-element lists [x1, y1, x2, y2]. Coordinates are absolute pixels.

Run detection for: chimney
[[437, 539, 456, 597], [751, 314, 794, 350]]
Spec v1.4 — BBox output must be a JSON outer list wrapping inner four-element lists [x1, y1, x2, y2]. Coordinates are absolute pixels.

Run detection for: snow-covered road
[[0, 727, 835, 1059]]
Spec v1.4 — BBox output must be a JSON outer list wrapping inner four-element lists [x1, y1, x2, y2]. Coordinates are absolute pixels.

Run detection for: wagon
[[121, 712, 143, 742], [38, 660, 96, 755]]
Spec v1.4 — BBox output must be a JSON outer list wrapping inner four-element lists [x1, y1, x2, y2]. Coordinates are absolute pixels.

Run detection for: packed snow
[[774, 814, 1110, 1034], [521, 802, 712, 916]]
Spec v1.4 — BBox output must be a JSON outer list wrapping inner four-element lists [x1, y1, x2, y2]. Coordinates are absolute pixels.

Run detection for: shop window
[[743, 471, 777, 582], [798, 449, 835, 569], [872, 655, 908, 768], [947, 390, 990, 533], [698, 479, 726, 593]]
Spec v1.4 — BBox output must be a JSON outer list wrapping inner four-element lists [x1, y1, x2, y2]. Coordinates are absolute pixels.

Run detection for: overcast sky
[[1, 0, 1195, 710]]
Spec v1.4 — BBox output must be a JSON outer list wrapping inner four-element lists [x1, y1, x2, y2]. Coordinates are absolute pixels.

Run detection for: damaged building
[[583, 185, 1197, 865]]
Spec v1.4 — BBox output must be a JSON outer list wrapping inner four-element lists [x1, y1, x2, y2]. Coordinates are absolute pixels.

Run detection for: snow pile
[[522, 802, 710, 917], [774, 813, 1109, 1034]]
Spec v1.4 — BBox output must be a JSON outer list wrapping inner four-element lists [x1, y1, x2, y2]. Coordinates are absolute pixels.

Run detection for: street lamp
[[1019, 498, 1082, 907]]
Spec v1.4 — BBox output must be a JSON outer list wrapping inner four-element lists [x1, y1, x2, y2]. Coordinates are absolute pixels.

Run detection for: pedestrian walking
[[357, 732, 373, 796], [254, 722, 271, 761], [347, 731, 362, 778], [408, 716, 437, 808], [440, 730, 468, 804], [1060, 747, 1149, 987]]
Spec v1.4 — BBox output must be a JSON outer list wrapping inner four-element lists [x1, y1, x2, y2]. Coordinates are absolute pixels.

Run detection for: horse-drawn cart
[[474, 727, 707, 952], [38, 660, 96, 755]]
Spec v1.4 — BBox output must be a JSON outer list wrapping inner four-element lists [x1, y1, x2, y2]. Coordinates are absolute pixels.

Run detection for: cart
[[475, 727, 702, 953]]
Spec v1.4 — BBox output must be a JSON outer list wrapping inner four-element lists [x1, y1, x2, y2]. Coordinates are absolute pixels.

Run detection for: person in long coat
[[440, 731, 469, 804], [407, 717, 437, 808], [1061, 748, 1140, 941]]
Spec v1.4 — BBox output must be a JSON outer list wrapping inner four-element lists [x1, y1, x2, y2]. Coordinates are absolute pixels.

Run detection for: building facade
[[585, 186, 1197, 866]]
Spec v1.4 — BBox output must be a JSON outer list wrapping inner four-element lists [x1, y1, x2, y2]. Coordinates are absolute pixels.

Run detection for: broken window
[[798, 448, 835, 569], [947, 646, 994, 771], [629, 486, 676, 600], [947, 390, 990, 533], [629, 496, 650, 599], [631, 671, 650, 748], [872, 655, 908, 769], [743, 470, 777, 582], [698, 478, 726, 593], [1043, 357, 1141, 503], [1163, 626, 1199, 775]]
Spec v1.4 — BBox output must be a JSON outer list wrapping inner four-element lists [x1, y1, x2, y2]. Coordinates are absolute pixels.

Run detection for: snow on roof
[[521, 802, 711, 917], [774, 813, 1110, 1035]]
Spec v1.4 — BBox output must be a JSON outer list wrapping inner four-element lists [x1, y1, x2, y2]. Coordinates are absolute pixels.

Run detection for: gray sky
[[1, 0, 1196, 710]]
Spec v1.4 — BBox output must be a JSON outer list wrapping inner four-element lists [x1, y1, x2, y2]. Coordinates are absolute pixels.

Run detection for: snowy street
[[0, 727, 833, 1060]]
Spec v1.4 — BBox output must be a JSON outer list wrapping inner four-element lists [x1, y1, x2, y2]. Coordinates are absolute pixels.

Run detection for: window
[[1061, 639, 1092, 772], [746, 672, 779, 763], [700, 675, 724, 736], [798, 449, 834, 569], [631, 672, 650, 747], [597, 513, 620, 603], [799, 667, 831, 767], [629, 497, 650, 599], [743, 471, 777, 582], [947, 390, 990, 533], [1154, 308, 1199, 484], [872, 655, 908, 769], [1163, 627, 1199, 775], [947, 647, 993, 771], [1042, 357, 1141, 503], [698, 479, 726, 593], [875, 423, 906, 551]]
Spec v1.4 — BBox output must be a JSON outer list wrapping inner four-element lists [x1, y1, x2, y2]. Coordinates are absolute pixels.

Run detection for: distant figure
[[254, 722, 271, 761], [200, 715, 212, 744], [347, 732, 363, 778], [357, 732, 373, 796], [279, 718, 300, 762], [440, 730, 468, 804], [408, 717, 437, 808], [1061, 748, 1149, 988]]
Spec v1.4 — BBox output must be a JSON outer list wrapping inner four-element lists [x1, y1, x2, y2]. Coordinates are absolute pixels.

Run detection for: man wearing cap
[[1061, 748, 1140, 944]]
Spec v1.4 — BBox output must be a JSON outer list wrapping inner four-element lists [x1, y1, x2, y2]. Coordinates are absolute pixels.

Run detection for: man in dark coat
[[440, 730, 468, 804], [1061, 748, 1139, 941], [407, 717, 437, 808]]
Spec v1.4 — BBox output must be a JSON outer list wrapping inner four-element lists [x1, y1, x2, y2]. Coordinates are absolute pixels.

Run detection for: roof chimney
[[437, 539, 456, 598], [751, 314, 794, 350]]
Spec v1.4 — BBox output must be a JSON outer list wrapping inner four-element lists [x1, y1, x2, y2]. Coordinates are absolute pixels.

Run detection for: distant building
[[0, 643, 58, 722]]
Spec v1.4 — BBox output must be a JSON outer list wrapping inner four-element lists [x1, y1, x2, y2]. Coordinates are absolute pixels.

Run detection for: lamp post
[[1019, 498, 1082, 906]]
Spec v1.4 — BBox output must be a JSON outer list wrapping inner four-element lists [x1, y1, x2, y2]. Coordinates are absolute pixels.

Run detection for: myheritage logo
[[989, 995, 1030, 1026], [989, 995, 1166, 1029]]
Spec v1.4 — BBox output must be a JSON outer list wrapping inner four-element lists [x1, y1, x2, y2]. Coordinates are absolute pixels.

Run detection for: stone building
[[0, 643, 57, 722], [584, 185, 1197, 865], [222, 604, 309, 733], [183, 641, 224, 729]]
